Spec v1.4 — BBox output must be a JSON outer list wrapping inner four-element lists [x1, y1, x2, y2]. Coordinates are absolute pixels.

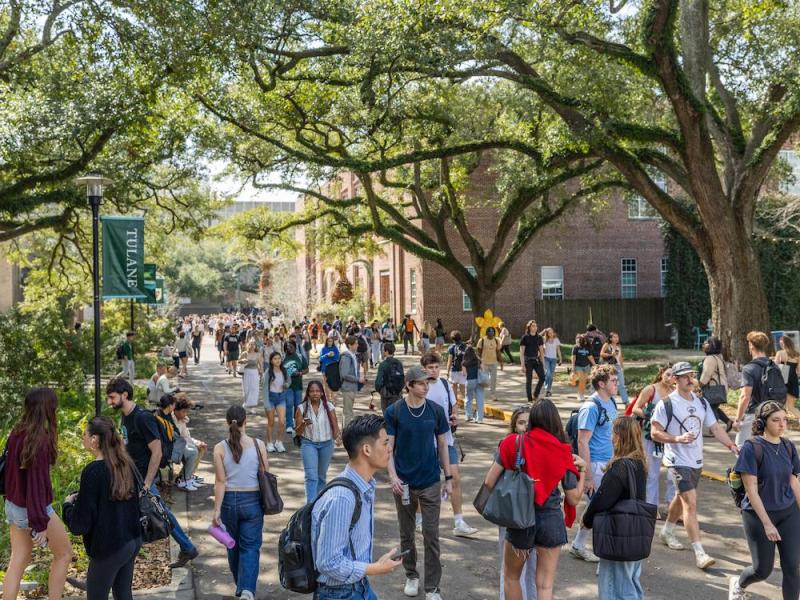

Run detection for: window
[[463, 266, 476, 311], [409, 269, 417, 314], [660, 257, 668, 298], [627, 172, 666, 219], [541, 266, 564, 299], [779, 150, 800, 195], [621, 258, 637, 298]]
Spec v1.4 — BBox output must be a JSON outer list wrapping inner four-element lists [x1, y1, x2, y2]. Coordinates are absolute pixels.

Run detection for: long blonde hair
[[606, 416, 647, 474]]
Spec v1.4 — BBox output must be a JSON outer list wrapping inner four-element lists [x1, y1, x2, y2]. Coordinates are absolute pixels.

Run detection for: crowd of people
[[5, 309, 800, 600]]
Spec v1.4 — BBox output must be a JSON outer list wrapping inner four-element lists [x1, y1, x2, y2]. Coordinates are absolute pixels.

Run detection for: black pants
[[740, 503, 800, 599], [501, 345, 513, 364], [525, 358, 545, 401], [86, 537, 141, 600], [191, 337, 201, 363], [403, 332, 414, 354]]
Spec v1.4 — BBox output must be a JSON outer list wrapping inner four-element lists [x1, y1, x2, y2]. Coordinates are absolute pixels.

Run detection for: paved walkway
[[152, 340, 782, 600]]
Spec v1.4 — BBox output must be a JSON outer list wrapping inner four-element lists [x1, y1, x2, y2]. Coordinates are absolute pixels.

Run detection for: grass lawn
[[506, 341, 671, 363]]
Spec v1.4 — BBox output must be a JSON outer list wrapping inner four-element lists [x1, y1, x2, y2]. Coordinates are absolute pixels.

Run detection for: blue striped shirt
[[311, 465, 376, 586]]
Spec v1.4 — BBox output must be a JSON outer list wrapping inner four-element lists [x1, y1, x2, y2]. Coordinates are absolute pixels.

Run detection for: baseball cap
[[671, 361, 695, 377], [405, 365, 433, 386]]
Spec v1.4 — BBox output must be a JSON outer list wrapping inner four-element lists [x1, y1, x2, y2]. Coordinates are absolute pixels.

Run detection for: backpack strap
[[314, 477, 363, 557], [591, 397, 608, 426], [440, 377, 454, 418]]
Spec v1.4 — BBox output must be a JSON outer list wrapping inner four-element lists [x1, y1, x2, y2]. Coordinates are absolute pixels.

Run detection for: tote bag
[[480, 435, 536, 529]]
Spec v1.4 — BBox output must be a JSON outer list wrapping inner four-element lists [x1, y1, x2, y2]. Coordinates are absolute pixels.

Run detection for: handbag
[[702, 356, 728, 405], [255, 439, 284, 515], [133, 470, 173, 544], [480, 434, 536, 529], [477, 369, 491, 388], [592, 459, 657, 562]]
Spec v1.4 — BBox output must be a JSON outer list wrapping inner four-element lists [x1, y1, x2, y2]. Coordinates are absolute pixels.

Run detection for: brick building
[[294, 157, 667, 338]]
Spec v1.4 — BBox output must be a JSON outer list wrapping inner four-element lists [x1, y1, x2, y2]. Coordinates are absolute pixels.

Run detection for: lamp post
[[75, 173, 112, 416]]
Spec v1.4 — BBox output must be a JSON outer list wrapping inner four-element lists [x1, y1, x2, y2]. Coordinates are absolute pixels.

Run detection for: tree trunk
[[702, 220, 770, 363], [469, 287, 497, 342]]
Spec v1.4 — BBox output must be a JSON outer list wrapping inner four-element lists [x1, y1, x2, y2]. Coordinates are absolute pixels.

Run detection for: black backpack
[[116, 343, 126, 360], [754, 359, 787, 408], [451, 343, 466, 372], [356, 335, 368, 354], [324, 361, 342, 392], [590, 335, 604, 359], [384, 358, 405, 396], [278, 478, 361, 594], [566, 397, 610, 454]]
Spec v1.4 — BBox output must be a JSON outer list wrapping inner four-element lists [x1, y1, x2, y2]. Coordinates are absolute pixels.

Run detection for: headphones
[[755, 401, 784, 433]]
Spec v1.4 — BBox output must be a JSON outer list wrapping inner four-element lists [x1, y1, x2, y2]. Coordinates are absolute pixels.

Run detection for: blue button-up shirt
[[311, 465, 376, 586]]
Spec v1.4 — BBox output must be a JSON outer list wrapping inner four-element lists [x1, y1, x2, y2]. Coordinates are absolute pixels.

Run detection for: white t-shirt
[[427, 378, 456, 447], [651, 390, 716, 468], [544, 338, 560, 359]]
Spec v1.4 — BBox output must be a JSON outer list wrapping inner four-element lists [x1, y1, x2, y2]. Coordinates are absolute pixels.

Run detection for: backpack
[[589, 335, 604, 358], [451, 343, 466, 372], [116, 343, 126, 360], [755, 359, 787, 408], [566, 397, 610, 454], [152, 411, 177, 469], [324, 360, 342, 392], [278, 477, 361, 594], [727, 437, 797, 509], [623, 386, 655, 417], [383, 358, 405, 396], [726, 361, 743, 390], [356, 335, 368, 354]]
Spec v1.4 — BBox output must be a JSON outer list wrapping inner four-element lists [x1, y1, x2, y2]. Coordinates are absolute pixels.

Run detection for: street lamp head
[[75, 172, 113, 198]]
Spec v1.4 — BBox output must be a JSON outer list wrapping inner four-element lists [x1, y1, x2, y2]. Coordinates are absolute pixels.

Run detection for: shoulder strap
[[663, 398, 673, 431], [440, 377, 453, 416], [622, 458, 638, 500], [749, 438, 764, 469], [317, 477, 363, 554]]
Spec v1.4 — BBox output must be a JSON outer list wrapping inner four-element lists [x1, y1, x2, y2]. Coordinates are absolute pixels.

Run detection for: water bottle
[[401, 483, 411, 506], [208, 523, 236, 549]]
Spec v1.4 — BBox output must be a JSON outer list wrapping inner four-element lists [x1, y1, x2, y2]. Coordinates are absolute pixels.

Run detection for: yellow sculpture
[[475, 309, 503, 338]]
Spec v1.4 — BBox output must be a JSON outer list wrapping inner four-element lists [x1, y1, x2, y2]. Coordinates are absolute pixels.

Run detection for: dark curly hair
[[752, 401, 786, 436]]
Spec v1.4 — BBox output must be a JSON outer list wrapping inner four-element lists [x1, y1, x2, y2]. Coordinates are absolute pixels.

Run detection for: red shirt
[[4, 430, 55, 532]]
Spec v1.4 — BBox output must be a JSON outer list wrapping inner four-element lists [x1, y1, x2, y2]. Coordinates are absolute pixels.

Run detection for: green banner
[[155, 278, 165, 304], [102, 216, 146, 299], [143, 263, 157, 288]]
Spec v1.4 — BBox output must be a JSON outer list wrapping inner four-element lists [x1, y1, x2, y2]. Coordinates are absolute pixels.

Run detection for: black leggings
[[525, 359, 545, 401], [740, 503, 800, 600], [86, 537, 141, 600], [501, 345, 513, 364]]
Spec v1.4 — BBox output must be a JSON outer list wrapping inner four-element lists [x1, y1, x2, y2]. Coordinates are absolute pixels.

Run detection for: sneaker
[[453, 521, 478, 537], [728, 576, 749, 600], [569, 545, 600, 563], [415, 522, 422, 534], [476, 418, 484, 424], [425, 592, 443, 600], [240, 591, 255, 600], [465, 415, 473, 423], [275, 440, 286, 453], [545, 390, 552, 397], [178, 479, 198, 492], [404, 578, 420, 597], [267, 442, 276, 453], [169, 547, 199, 568], [286, 427, 295, 435], [659, 530, 685, 551], [695, 551, 715, 570], [189, 476, 204, 486]]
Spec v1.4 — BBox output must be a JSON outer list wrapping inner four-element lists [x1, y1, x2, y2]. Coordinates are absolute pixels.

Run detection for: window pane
[[540, 266, 564, 300], [621, 258, 637, 298], [463, 266, 476, 311]]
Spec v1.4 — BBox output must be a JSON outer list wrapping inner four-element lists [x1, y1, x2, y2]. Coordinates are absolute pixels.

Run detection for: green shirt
[[282, 353, 307, 391], [122, 341, 134, 360]]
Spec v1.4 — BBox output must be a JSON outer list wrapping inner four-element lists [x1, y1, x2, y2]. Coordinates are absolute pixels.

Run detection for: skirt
[[242, 368, 261, 407]]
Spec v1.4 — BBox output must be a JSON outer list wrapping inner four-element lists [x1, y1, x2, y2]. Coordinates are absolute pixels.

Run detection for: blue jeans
[[465, 379, 485, 420], [598, 559, 642, 600], [221, 491, 264, 596], [284, 388, 303, 429], [301, 438, 335, 502], [149, 483, 194, 553], [544, 357, 558, 392], [314, 578, 377, 600], [615, 365, 629, 404]]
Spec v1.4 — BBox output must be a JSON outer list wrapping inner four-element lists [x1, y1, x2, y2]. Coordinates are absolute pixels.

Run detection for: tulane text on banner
[[102, 216, 146, 299]]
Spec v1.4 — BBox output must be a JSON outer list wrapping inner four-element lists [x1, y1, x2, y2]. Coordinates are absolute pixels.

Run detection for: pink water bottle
[[208, 523, 235, 549]]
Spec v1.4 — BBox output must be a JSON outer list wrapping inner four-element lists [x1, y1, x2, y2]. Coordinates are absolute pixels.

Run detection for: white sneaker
[[404, 577, 420, 597], [453, 521, 478, 537], [275, 440, 286, 453], [415, 522, 422, 534], [659, 530, 685, 550], [191, 475, 205, 484], [177, 479, 197, 492], [569, 545, 600, 563], [728, 576, 749, 600], [240, 591, 255, 600], [286, 427, 295, 435], [267, 442, 276, 452], [425, 592, 443, 600], [695, 551, 715, 570]]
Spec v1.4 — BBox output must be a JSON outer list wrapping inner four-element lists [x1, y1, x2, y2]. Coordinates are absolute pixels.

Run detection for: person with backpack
[[374, 342, 405, 411], [107, 378, 199, 569], [386, 366, 454, 600], [650, 362, 738, 570], [340, 335, 366, 427], [418, 351, 479, 538], [446, 330, 467, 406], [728, 401, 800, 600], [462, 342, 485, 424], [301, 415, 403, 599], [212, 405, 268, 600], [580, 416, 648, 600], [568, 365, 618, 563], [295, 381, 342, 503], [585, 324, 606, 365], [63, 416, 142, 600], [355, 326, 370, 377], [117, 331, 136, 382], [477, 327, 503, 399], [519, 320, 545, 403], [283, 340, 310, 436], [319, 335, 341, 401], [223, 324, 242, 377], [734, 331, 787, 447]]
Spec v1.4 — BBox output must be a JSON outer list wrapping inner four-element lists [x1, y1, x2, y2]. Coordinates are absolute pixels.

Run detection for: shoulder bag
[[701, 356, 728, 406], [255, 439, 284, 515], [133, 469, 173, 544], [592, 459, 656, 562], [479, 434, 536, 529]]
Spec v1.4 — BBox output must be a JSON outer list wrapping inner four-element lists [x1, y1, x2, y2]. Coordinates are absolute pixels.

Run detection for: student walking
[[729, 401, 800, 600], [542, 328, 561, 397], [483, 399, 585, 600], [212, 405, 268, 600], [340, 335, 366, 427], [386, 366, 454, 600], [295, 381, 342, 502], [519, 320, 545, 402], [2, 388, 72, 600], [370, 321, 383, 366], [375, 342, 405, 411], [63, 416, 142, 600], [401, 314, 420, 355], [239, 341, 263, 412], [775, 334, 800, 419], [224, 324, 242, 377], [311, 415, 404, 599], [117, 331, 136, 381], [477, 327, 503, 399], [462, 343, 485, 423], [581, 417, 648, 600], [319, 335, 341, 401], [734, 331, 785, 446], [499, 322, 513, 364], [434, 319, 446, 354], [283, 340, 309, 435], [571, 335, 595, 401], [699, 337, 733, 430], [446, 331, 467, 406], [191, 322, 203, 364], [600, 332, 628, 404], [175, 330, 191, 377], [265, 351, 289, 453]]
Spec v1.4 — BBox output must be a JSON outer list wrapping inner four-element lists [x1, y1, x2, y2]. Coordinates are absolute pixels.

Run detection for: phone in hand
[[391, 549, 411, 561]]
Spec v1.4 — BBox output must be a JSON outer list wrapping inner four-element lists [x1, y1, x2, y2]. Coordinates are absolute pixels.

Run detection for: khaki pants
[[394, 481, 442, 592], [341, 391, 356, 427]]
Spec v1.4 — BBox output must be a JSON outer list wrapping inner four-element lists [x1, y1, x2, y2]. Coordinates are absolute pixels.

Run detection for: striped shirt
[[311, 465, 376, 586]]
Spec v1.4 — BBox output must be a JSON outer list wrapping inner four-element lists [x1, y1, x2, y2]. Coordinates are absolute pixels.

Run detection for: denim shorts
[[574, 365, 592, 374], [265, 390, 286, 410], [5, 499, 55, 530], [437, 444, 458, 467], [505, 509, 567, 550]]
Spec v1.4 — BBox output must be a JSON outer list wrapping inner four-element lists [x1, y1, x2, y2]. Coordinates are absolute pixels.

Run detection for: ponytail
[[87, 416, 134, 501], [226, 405, 247, 463]]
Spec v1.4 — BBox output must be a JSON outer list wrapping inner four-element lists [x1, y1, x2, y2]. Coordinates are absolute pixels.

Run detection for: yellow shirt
[[478, 337, 499, 365]]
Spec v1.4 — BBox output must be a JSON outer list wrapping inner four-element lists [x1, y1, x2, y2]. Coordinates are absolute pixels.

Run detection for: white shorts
[[449, 372, 467, 385]]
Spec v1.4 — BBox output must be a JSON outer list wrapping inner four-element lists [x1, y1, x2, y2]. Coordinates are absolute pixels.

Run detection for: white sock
[[662, 521, 675, 536], [454, 513, 463, 526], [415, 512, 422, 525], [691, 541, 705, 555], [573, 527, 590, 548]]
